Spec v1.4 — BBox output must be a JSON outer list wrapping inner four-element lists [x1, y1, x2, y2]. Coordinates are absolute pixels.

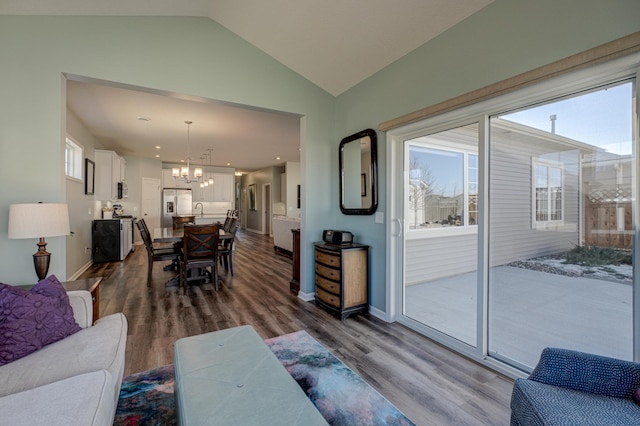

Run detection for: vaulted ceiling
[[2, 0, 493, 172]]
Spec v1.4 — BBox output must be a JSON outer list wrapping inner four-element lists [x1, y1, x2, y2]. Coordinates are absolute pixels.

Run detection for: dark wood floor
[[80, 229, 513, 425]]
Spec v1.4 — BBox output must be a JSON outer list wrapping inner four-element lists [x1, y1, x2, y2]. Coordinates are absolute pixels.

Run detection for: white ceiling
[[3, 0, 494, 172], [66, 79, 302, 173]]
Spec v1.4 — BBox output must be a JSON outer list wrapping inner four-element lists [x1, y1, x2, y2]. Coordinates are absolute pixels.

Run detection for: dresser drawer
[[315, 263, 341, 282], [315, 275, 341, 294], [316, 287, 340, 308], [315, 249, 341, 268]]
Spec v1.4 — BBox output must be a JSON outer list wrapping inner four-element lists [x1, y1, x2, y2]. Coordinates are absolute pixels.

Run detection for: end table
[[62, 277, 103, 324]]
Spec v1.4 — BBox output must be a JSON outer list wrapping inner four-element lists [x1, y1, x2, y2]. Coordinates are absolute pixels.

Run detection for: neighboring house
[[405, 118, 631, 285]]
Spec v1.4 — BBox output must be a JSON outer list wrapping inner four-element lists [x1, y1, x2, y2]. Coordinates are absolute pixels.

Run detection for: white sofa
[[0, 290, 128, 426], [272, 215, 300, 253]]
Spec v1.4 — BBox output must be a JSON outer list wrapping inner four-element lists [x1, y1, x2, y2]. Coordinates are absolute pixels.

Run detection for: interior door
[[141, 177, 162, 236]]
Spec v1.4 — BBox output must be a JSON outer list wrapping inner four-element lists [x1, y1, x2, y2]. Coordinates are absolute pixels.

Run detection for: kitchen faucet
[[195, 202, 204, 217]]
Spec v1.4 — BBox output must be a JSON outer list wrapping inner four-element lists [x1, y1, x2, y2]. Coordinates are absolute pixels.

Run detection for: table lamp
[[8, 203, 71, 281]]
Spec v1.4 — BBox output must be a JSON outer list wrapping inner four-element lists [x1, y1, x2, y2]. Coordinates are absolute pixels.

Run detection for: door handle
[[392, 218, 403, 237]]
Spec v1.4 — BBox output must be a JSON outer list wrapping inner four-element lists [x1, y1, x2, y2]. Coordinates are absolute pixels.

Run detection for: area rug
[[265, 330, 415, 426], [114, 330, 414, 426]]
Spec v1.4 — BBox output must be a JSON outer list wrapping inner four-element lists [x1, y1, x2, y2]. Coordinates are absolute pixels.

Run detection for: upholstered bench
[[174, 325, 327, 425]]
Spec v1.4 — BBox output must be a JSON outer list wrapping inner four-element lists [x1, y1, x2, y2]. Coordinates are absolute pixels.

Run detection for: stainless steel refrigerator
[[162, 188, 193, 227]]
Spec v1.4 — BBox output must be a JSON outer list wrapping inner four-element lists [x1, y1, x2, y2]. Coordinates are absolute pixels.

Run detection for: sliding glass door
[[488, 81, 635, 368], [390, 67, 638, 373]]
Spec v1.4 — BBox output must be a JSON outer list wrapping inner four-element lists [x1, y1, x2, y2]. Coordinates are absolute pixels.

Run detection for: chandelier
[[172, 120, 202, 183], [200, 148, 215, 188]]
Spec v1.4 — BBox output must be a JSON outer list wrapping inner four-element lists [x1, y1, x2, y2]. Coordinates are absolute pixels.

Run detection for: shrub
[[564, 245, 632, 266]]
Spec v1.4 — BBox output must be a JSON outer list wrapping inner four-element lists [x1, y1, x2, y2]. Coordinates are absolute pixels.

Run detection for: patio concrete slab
[[405, 266, 632, 369]]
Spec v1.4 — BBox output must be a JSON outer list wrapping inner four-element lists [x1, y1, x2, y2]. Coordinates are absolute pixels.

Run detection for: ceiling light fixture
[[207, 149, 214, 186], [172, 120, 202, 183]]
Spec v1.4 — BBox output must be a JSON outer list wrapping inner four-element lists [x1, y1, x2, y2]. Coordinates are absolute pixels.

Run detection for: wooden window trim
[[379, 31, 640, 132]]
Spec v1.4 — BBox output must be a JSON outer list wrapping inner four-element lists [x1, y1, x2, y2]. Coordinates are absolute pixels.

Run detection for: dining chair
[[180, 223, 220, 294], [218, 218, 239, 276], [136, 220, 181, 288]]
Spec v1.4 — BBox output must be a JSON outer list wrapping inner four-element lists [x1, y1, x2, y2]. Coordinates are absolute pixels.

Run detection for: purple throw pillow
[[0, 275, 81, 366]]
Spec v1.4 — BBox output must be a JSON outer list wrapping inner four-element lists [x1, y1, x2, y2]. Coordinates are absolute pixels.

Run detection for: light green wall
[[1, 1, 639, 314], [65, 109, 101, 278], [334, 0, 640, 311], [0, 16, 334, 286]]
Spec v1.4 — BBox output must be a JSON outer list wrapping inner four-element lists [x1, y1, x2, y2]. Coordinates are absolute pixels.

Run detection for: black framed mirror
[[339, 128, 378, 215]]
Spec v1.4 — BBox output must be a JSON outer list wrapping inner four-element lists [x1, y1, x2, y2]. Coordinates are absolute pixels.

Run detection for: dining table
[[153, 226, 234, 288]]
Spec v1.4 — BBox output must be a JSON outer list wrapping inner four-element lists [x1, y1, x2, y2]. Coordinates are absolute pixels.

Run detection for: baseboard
[[68, 261, 93, 281], [244, 228, 264, 235], [297, 291, 316, 302], [368, 305, 388, 322]]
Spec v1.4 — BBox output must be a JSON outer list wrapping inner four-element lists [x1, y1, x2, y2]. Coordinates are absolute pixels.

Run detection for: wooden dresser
[[314, 242, 369, 320]]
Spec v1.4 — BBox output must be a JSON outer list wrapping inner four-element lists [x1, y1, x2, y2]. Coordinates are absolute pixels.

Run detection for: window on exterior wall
[[533, 161, 563, 224], [406, 123, 479, 233], [65, 137, 83, 181]]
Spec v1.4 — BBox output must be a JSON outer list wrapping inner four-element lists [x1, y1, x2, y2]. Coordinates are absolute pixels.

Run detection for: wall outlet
[[375, 212, 384, 224]]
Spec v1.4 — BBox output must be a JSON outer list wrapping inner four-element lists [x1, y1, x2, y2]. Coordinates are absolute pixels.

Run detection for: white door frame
[[262, 183, 271, 235]]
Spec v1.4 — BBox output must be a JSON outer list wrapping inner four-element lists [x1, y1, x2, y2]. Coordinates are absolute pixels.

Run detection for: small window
[[533, 160, 563, 224], [406, 123, 479, 232], [65, 137, 83, 181]]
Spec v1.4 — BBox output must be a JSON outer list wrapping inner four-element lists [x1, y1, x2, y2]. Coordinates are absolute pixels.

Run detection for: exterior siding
[[405, 233, 477, 285]]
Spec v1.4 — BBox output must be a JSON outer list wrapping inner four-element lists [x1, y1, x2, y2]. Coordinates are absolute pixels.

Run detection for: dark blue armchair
[[510, 347, 640, 425]]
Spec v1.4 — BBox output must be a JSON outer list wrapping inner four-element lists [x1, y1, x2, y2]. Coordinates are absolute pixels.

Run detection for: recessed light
[[275, 157, 281, 160], [137, 116, 151, 122], [180, 159, 185, 163], [155, 154, 160, 158], [155, 146, 161, 149], [226, 162, 231, 166]]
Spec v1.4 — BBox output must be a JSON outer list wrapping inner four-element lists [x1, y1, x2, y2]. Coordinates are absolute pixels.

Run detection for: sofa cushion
[[0, 275, 81, 366], [0, 370, 116, 426], [0, 312, 127, 401], [511, 378, 640, 425]]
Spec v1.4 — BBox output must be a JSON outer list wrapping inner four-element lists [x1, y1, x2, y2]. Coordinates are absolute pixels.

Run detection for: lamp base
[[33, 237, 51, 281]]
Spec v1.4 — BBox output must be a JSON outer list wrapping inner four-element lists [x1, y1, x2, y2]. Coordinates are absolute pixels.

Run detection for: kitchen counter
[[194, 213, 227, 225]]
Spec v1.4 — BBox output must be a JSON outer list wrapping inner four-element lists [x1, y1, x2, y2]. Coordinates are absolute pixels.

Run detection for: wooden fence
[[584, 197, 632, 249]]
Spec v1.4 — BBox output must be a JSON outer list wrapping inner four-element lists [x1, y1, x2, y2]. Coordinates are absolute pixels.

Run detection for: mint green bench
[[174, 325, 327, 425]]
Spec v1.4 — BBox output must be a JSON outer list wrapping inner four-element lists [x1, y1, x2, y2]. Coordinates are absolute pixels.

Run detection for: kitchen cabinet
[[94, 150, 125, 200], [314, 242, 369, 320], [212, 173, 234, 202], [92, 218, 133, 262]]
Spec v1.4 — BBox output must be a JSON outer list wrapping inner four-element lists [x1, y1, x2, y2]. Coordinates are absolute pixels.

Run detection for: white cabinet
[[95, 150, 124, 200], [212, 173, 234, 202], [192, 182, 213, 201], [280, 173, 286, 202]]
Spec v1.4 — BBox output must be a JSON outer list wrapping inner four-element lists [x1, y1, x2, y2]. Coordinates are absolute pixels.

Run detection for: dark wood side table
[[290, 229, 301, 294], [62, 277, 103, 324]]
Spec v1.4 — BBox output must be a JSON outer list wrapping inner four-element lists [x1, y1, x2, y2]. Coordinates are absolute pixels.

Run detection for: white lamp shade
[[8, 203, 71, 239], [172, 168, 180, 177], [194, 167, 203, 178], [180, 166, 189, 177]]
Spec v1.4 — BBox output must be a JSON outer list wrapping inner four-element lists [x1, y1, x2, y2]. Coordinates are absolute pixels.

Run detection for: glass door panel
[[488, 81, 635, 369], [403, 123, 479, 347]]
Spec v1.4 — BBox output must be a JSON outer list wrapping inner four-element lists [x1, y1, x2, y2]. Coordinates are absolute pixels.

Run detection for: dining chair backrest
[[136, 220, 153, 252], [182, 224, 220, 262], [224, 217, 239, 234], [222, 216, 232, 232]]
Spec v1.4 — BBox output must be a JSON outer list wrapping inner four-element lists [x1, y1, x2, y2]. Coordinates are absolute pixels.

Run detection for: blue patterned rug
[[114, 330, 414, 425]]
